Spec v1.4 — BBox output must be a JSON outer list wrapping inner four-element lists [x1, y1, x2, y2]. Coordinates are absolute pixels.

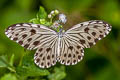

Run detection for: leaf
[[37, 6, 47, 19], [0, 55, 16, 72], [40, 19, 46, 24], [16, 66, 50, 77], [48, 66, 66, 80], [0, 56, 7, 68], [29, 6, 53, 27], [9, 54, 14, 66], [29, 18, 40, 24], [0, 73, 17, 80], [0, 61, 7, 67], [16, 52, 50, 77]]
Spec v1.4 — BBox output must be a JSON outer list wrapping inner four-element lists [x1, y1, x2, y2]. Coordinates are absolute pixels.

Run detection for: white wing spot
[[31, 24, 38, 27], [35, 61, 39, 65], [93, 42, 96, 45], [81, 57, 83, 60], [81, 53, 84, 56], [16, 40, 19, 43], [106, 27, 109, 29], [91, 21, 97, 24], [108, 28, 111, 31], [83, 22, 89, 25], [21, 44, 24, 47], [98, 21, 103, 23], [106, 31, 109, 34], [9, 27, 12, 29], [39, 65, 42, 68], [98, 37, 101, 40], [7, 34, 12, 38], [106, 24, 109, 26], [16, 24, 21, 26], [5, 32, 8, 35], [7, 30, 12, 33], [10, 38, 13, 40], [103, 35, 106, 37], [23, 24, 30, 26]]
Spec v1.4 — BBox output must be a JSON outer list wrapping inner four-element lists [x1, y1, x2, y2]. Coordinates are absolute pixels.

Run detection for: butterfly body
[[5, 20, 112, 68]]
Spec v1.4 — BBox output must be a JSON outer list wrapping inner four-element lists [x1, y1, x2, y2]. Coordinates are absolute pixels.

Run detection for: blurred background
[[0, 0, 120, 80]]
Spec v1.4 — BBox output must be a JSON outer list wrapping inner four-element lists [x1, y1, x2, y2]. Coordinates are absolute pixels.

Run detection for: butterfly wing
[[34, 36, 58, 68], [5, 23, 58, 68], [57, 36, 84, 65], [65, 20, 112, 48], [58, 20, 112, 65]]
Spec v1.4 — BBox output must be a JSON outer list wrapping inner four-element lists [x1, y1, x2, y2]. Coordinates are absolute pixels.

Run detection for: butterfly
[[5, 19, 112, 68]]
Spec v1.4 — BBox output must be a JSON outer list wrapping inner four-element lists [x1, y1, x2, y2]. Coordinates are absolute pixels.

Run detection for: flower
[[59, 14, 67, 24], [52, 21, 60, 28]]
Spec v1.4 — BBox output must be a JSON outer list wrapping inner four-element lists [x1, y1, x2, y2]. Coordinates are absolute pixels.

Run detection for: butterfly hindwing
[[34, 46, 57, 68], [57, 36, 84, 65], [34, 33, 59, 68]]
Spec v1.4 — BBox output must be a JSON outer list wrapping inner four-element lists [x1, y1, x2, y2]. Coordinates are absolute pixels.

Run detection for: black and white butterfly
[[5, 20, 112, 68]]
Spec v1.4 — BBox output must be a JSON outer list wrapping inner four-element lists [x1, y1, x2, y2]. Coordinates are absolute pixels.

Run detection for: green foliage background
[[0, 0, 120, 80]]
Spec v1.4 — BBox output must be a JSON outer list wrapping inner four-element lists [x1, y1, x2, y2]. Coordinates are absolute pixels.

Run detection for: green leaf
[[48, 66, 66, 80], [0, 73, 17, 80], [16, 52, 50, 77], [29, 6, 53, 27], [0, 56, 7, 68], [29, 18, 40, 24], [37, 6, 47, 19], [40, 19, 46, 25], [9, 54, 14, 66], [16, 66, 49, 77], [0, 60, 7, 67], [0, 55, 16, 72]]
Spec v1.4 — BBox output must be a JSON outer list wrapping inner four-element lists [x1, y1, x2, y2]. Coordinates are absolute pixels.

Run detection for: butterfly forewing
[[5, 23, 58, 68], [65, 20, 112, 48], [5, 23, 57, 49]]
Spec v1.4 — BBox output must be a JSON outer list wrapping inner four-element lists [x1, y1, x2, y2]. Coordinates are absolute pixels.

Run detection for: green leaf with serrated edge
[[48, 66, 66, 80], [0, 73, 17, 80], [37, 6, 47, 19], [16, 52, 50, 77]]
